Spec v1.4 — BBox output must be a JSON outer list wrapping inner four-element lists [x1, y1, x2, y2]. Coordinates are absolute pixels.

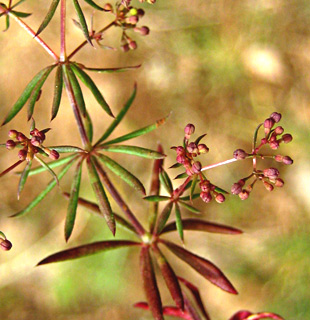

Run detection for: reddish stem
[[60, 0, 66, 62], [0, 160, 24, 178]]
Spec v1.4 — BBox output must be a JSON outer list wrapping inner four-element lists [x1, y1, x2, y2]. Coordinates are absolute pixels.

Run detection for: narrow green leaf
[[97, 153, 145, 195], [84, 110, 93, 142], [174, 172, 187, 179], [48, 145, 84, 153], [34, 155, 59, 185], [72, 0, 92, 45], [102, 115, 170, 146], [179, 193, 200, 201], [154, 201, 173, 235], [2, 68, 52, 125], [28, 65, 55, 120], [169, 162, 182, 169], [174, 203, 183, 241], [95, 84, 137, 145], [37, 240, 141, 265], [140, 246, 163, 320], [159, 168, 173, 194], [65, 160, 83, 241], [64, 64, 86, 116], [214, 186, 229, 195], [100, 145, 166, 159], [17, 160, 32, 199], [253, 123, 263, 151], [51, 64, 63, 120], [144, 195, 170, 202], [83, 0, 104, 10], [11, 0, 27, 9], [30, 117, 35, 131], [71, 63, 113, 117], [11, 158, 76, 218], [179, 200, 200, 214], [86, 157, 115, 235], [11, 10, 31, 17], [190, 174, 198, 201], [24, 154, 77, 176], [83, 65, 141, 73], [194, 134, 207, 145], [4, 15, 10, 31], [36, 0, 60, 36], [0, 231, 6, 239]]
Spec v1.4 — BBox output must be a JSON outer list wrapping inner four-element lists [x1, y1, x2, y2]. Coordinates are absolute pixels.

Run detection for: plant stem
[[60, 0, 66, 62], [0, 160, 24, 178], [0, 5, 59, 61], [67, 20, 116, 60], [94, 159, 146, 237], [201, 158, 238, 172]]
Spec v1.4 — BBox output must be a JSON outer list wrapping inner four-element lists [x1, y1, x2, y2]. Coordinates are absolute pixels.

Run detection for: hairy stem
[[60, 0, 66, 62]]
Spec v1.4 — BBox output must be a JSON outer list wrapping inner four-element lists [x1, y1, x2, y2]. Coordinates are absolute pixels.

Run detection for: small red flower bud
[[187, 142, 198, 153], [282, 133, 293, 143], [16, 132, 27, 142], [215, 193, 225, 203], [8, 129, 18, 139], [263, 167, 279, 180], [0, 239, 12, 251], [18, 149, 27, 160], [274, 155, 283, 162], [6, 140, 16, 150], [269, 140, 279, 150], [36, 131, 46, 142], [185, 168, 194, 176], [128, 41, 137, 50], [200, 191, 212, 203], [263, 181, 274, 191], [270, 112, 282, 123], [233, 149, 248, 160], [176, 154, 187, 164], [264, 118, 275, 129], [49, 150, 60, 160], [274, 126, 284, 135], [191, 161, 201, 173], [184, 124, 195, 139], [176, 146, 184, 155], [275, 178, 284, 187], [103, 3, 113, 11], [31, 136, 41, 147], [238, 190, 249, 200], [128, 15, 139, 24], [121, 44, 130, 52], [138, 26, 150, 36], [200, 180, 210, 192], [198, 144, 209, 154], [231, 183, 242, 195], [282, 156, 293, 165]]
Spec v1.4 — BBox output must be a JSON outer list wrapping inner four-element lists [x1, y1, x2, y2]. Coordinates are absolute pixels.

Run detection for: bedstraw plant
[[0, 1, 294, 319]]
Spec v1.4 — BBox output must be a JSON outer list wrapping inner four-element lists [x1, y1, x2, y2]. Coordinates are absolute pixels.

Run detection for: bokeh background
[[0, 0, 309, 319]]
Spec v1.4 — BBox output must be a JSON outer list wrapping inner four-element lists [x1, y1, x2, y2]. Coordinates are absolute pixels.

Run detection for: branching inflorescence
[[0, 1, 293, 319]]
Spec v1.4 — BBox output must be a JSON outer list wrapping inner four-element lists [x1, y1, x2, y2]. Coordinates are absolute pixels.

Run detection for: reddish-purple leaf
[[161, 240, 238, 294], [230, 311, 253, 320], [229, 312, 284, 320], [37, 240, 141, 265], [162, 219, 243, 235], [140, 246, 163, 320], [183, 293, 203, 320], [152, 244, 184, 310]]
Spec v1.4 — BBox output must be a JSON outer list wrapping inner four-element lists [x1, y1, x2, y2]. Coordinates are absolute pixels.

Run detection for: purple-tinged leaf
[[72, 0, 92, 45], [83, 0, 104, 10], [51, 64, 63, 120], [178, 201, 200, 214], [140, 246, 163, 320], [174, 203, 184, 241], [83, 65, 141, 73], [17, 160, 32, 200], [37, 240, 140, 265], [159, 168, 173, 194], [161, 239, 238, 294], [95, 84, 137, 146], [71, 63, 114, 117], [86, 157, 115, 235], [162, 219, 243, 235], [100, 145, 166, 159], [178, 277, 210, 320], [229, 311, 284, 320], [152, 244, 184, 310], [35, 0, 60, 36], [65, 160, 83, 241], [144, 195, 170, 202], [183, 294, 203, 320], [154, 201, 173, 235], [97, 153, 145, 195]]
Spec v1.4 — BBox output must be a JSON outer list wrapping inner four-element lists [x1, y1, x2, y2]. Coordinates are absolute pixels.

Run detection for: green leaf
[[95, 84, 137, 145], [25, 154, 77, 177], [83, 65, 141, 73], [37, 240, 141, 265], [72, 0, 92, 45], [63, 64, 86, 116], [179, 193, 200, 201], [102, 114, 170, 146], [190, 174, 198, 201], [154, 201, 173, 235], [174, 172, 187, 180], [194, 134, 207, 145], [30, 117, 36, 131], [34, 155, 59, 185], [174, 203, 183, 241], [11, 158, 76, 218], [65, 160, 83, 241], [2, 67, 53, 125], [253, 123, 263, 150], [11, 10, 31, 18], [159, 168, 173, 194], [48, 145, 85, 153], [11, 0, 27, 9], [214, 186, 229, 195], [100, 145, 166, 159], [4, 15, 9, 31], [84, 110, 93, 142], [51, 64, 63, 120], [17, 160, 32, 200], [36, 0, 60, 36], [169, 162, 182, 169], [71, 63, 113, 117], [83, 0, 104, 10], [86, 157, 115, 235], [28, 65, 55, 120], [144, 195, 170, 202], [178, 200, 200, 214], [97, 153, 146, 195]]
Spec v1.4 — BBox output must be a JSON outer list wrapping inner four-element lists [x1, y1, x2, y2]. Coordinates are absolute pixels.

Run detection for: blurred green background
[[0, 0, 309, 319]]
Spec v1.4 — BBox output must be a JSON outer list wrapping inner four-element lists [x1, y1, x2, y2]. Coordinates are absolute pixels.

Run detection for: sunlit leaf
[[34, 155, 59, 185], [11, 10, 31, 18], [174, 172, 187, 180], [159, 168, 173, 194], [37, 240, 141, 265], [72, 0, 92, 45], [162, 240, 238, 294], [154, 201, 173, 235], [36, 0, 60, 36], [65, 160, 83, 241], [194, 134, 207, 145], [83, 65, 141, 73], [71, 63, 113, 117], [11, 0, 27, 9], [51, 64, 63, 120], [178, 201, 200, 214], [174, 203, 183, 240], [100, 145, 166, 159], [140, 246, 163, 320], [97, 153, 145, 195], [17, 160, 32, 199], [144, 195, 170, 202], [48, 145, 84, 153], [83, 0, 104, 10], [84, 109, 93, 142]]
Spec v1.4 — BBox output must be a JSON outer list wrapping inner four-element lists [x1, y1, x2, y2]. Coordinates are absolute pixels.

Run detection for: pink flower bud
[[18, 149, 27, 160], [6, 140, 16, 150], [264, 118, 275, 129], [275, 178, 284, 187], [274, 126, 284, 135], [198, 144, 209, 154], [200, 191, 212, 203], [200, 180, 211, 192], [128, 41, 137, 50], [184, 124, 195, 139], [8, 130, 18, 139], [263, 168, 279, 180], [282, 133, 293, 143], [121, 44, 130, 52], [231, 183, 242, 195], [191, 161, 201, 173], [134, 26, 150, 36], [187, 142, 198, 153], [274, 155, 283, 162], [282, 156, 293, 165], [215, 193, 225, 203], [270, 112, 282, 123], [176, 154, 187, 164], [0, 239, 12, 251], [16, 132, 26, 142], [263, 181, 274, 191], [269, 141, 279, 150], [103, 3, 113, 11], [49, 150, 60, 160], [233, 149, 248, 160], [238, 190, 249, 200], [128, 15, 139, 24], [31, 136, 41, 147]]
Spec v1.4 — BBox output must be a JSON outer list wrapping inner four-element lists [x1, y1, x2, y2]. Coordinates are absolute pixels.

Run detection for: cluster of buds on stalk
[[6, 128, 59, 162], [104, 3, 150, 51], [0, 232, 12, 251], [231, 112, 293, 200], [172, 124, 226, 204]]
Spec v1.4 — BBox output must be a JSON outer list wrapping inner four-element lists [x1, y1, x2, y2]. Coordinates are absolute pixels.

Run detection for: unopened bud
[[129, 8, 138, 16], [187, 142, 198, 153], [176, 146, 184, 155], [184, 124, 195, 139], [137, 8, 145, 17], [6, 140, 16, 150], [128, 15, 138, 24], [263, 167, 279, 180], [191, 161, 201, 173], [8, 130, 18, 139], [200, 191, 212, 203], [137, 26, 150, 36], [16, 132, 26, 142], [176, 154, 187, 164], [0, 239, 12, 251], [215, 193, 225, 203], [263, 181, 274, 191], [270, 112, 282, 123], [121, 44, 130, 52], [129, 41, 137, 50], [275, 178, 284, 187], [269, 141, 279, 150], [274, 155, 283, 162], [31, 136, 41, 147], [233, 149, 248, 160], [198, 144, 209, 154], [274, 126, 284, 135], [36, 131, 46, 142], [238, 190, 249, 200], [231, 183, 242, 195], [282, 156, 293, 165], [103, 3, 113, 11], [282, 134, 293, 143], [200, 180, 210, 192], [49, 150, 60, 160], [18, 149, 27, 160], [264, 118, 275, 134]]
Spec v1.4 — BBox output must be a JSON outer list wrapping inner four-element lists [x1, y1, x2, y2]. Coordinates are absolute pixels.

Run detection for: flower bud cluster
[[105, 3, 150, 52], [5, 128, 59, 162], [200, 179, 226, 204]]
